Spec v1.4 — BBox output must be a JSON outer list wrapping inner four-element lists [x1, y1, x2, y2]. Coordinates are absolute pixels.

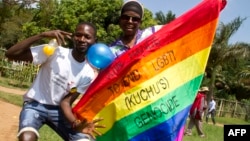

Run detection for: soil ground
[[0, 86, 26, 141]]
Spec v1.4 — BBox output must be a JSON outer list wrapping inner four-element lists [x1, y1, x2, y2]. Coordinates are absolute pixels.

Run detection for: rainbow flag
[[73, 0, 227, 140]]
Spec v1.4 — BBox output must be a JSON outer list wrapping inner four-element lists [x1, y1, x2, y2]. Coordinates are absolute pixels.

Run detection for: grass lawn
[[183, 122, 223, 141]]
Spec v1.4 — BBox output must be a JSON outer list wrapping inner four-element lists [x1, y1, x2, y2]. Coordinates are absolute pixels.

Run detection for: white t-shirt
[[208, 100, 216, 112], [137, 25, 163, 44], [24, 45, 96, 105]]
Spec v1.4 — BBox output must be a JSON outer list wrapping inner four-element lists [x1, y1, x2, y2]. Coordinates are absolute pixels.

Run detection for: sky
[[138, 0, 249, 44]]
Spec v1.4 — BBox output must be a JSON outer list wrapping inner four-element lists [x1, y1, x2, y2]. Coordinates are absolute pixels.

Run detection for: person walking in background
[[5, 22, 103, 141], [185, 86, 209, 138], [206, 96, 216, 125]]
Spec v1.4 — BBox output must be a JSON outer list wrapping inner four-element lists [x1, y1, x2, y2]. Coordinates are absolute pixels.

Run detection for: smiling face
[[73, 23, 97, 54], [119, 0, 143, 37], [119, 10, 142, 36]]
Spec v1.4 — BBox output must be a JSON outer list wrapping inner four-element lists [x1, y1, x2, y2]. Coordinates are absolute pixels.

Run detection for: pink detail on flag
[[175, 125, 185, 141]]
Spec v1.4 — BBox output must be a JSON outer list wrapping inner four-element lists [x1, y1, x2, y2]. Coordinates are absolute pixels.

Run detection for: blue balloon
[[87, 43, 115, 69]]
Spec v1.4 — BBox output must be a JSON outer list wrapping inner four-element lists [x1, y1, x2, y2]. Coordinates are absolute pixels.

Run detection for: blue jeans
[[18, 100, 93, 141]]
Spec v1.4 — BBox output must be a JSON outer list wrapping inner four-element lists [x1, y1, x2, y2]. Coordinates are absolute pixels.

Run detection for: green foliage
[[0, 2, 36, 49], [154, 10, 176, 25], [141, 9, 158, 28], [49, 0, 123, 43], [0, 49, 38, 87], [21, 22, 50, 41], [35, 0, 59, 28], [203, 16, 250, 100], [0, 0, 161, 48]]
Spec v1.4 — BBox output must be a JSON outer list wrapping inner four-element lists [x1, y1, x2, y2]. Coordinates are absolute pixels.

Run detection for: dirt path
[[0, 86, 26, 141], [0, 100, 20, 141]]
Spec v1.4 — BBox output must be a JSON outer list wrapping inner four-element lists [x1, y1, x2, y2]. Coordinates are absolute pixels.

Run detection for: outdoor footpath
[[0, 85, 26, 141], [0, 100, 20, 141]]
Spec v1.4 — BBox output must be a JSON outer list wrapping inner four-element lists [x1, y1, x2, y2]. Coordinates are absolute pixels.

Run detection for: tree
[[154, 11, 176, 25], [225, 44, 250, 100], [1, 0, 161, 48], [0, 0, 36, 48], [204, 17, 249, 101]]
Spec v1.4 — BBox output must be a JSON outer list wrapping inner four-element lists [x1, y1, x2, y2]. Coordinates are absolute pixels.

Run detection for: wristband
[[72, 119, 81, 129]]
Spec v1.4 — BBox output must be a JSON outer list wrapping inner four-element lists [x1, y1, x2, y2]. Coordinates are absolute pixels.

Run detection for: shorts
[[18, 100, 94, 141]]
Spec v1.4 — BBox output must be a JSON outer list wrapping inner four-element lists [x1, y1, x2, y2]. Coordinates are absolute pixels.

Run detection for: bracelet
[[72, 119, 81, 129]]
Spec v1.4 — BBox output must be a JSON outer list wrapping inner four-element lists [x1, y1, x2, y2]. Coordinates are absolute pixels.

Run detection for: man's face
[[73, 24, 96, 54], [119, 11, 142, 36]]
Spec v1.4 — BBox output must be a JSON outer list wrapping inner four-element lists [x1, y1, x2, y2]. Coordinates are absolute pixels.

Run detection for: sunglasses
[[120, 15, 141, 22]]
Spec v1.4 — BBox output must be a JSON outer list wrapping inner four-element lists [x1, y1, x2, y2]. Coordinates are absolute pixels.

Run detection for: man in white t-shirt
[[5, 22, 103, 141], [206, 96, 216, 125]]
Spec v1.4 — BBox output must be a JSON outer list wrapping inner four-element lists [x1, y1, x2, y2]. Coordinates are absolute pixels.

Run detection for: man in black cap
[[109, 0, 163, 58]]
